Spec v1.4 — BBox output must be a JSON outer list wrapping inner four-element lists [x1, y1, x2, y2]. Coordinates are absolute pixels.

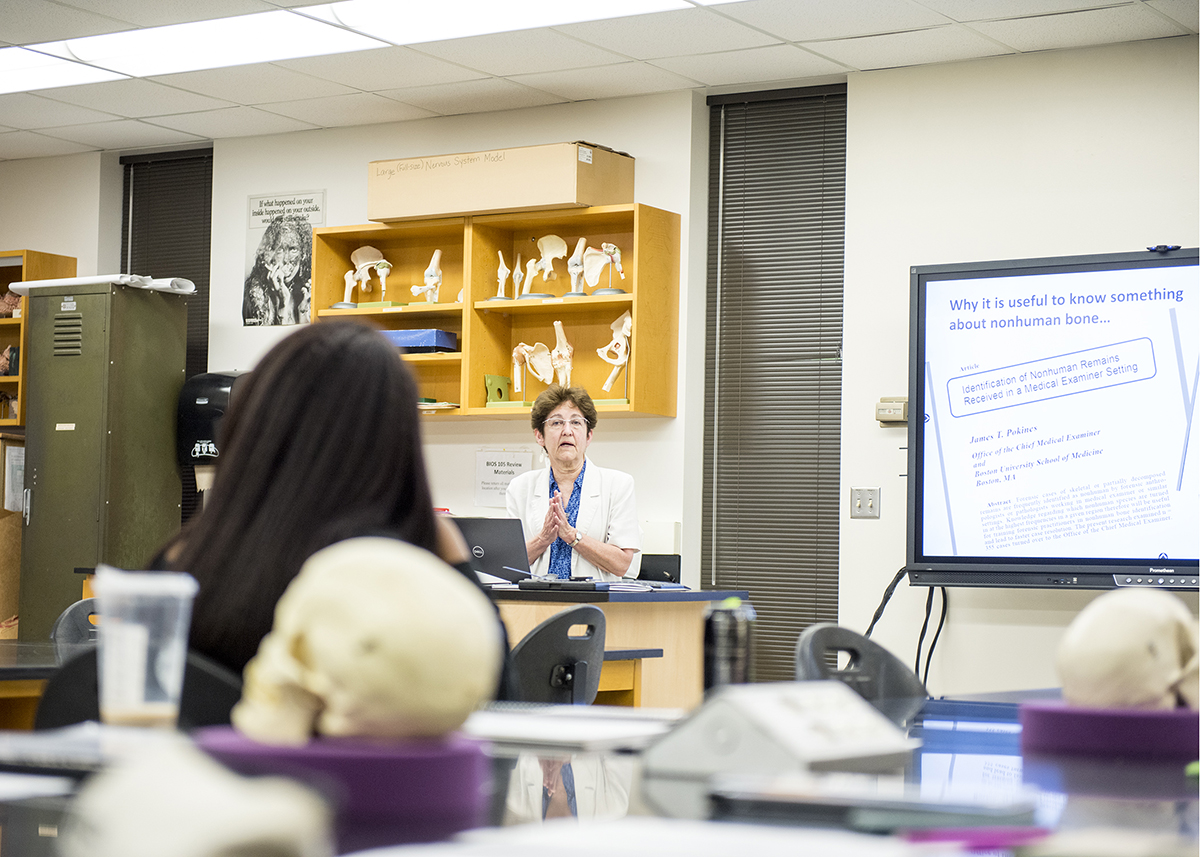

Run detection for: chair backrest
[[507, 605, 606, 705], [638, 554, 681, 583], [34, 648, 243, 731], [49, 598, 99, 649], [794, 623, 928, 710]]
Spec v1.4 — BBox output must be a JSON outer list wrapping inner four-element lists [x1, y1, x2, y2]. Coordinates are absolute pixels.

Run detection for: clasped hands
[[537, 490, 580, 547]]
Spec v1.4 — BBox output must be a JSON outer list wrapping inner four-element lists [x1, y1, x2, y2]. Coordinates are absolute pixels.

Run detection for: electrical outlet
[[850, 487, 880, 519]]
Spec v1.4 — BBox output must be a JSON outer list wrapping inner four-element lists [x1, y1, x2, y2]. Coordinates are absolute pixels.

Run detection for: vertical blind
[[121, 149, 214, 523], [702, 87, 846, 682]]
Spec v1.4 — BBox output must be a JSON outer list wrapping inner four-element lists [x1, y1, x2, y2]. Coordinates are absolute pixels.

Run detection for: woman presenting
[[507, 385, 641, 581]]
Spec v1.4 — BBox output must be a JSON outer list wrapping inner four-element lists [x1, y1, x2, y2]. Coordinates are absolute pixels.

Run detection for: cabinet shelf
[[0, 249, 78, 426], [311, 203, 678, 418]]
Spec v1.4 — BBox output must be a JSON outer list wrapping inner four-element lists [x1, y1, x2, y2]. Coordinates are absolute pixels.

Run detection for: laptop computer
[[450, 517, 532, 583]]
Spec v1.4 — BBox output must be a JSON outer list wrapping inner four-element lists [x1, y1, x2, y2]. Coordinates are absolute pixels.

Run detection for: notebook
[[450, 517, 532, 583]]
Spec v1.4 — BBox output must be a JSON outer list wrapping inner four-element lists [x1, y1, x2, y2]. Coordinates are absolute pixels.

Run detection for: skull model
[[233, 538, 504, 746], [1056, 587, 1198, 710]]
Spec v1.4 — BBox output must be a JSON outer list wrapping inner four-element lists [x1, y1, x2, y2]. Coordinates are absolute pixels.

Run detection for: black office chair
[[33, 647, 243, 731], [49, 598, 99, 649], [794, 623, 928, 724], [507, 605, 606, 705], [638, 554, 681, 583]]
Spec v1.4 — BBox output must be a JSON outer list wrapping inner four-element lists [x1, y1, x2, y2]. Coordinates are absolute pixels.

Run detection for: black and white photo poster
[[243, 191, 325, 326]]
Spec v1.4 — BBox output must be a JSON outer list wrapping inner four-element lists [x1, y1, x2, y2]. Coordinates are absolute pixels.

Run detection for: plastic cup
[[93, 566, 199, 729]]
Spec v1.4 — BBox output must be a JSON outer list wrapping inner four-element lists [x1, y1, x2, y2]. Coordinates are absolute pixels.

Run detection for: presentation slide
[[920, 264, 1198, 562]]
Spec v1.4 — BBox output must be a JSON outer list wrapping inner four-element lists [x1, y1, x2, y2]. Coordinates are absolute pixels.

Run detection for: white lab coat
[[504, 752, 634, 824], [506, 457, 641, 581]]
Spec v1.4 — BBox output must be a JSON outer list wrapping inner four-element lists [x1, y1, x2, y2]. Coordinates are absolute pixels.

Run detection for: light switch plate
[[850, 487, 880, 519]]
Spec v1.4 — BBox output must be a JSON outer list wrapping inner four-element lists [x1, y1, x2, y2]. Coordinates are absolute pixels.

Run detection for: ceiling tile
[[259, 92, 438, 126], [413, 29, 630, 76], [1146, 0, 1200, 30], [808, 24, 1013, 70], [0, 0, 132, 44], [0, 92, 120, 129], [710, 0, 952, 42], [149, 105, 318, 138], [0, 130, 97, 159], [653, 44, 848, 85], [274, 46, 486, 91], [554, 8, 779, 60], [912, 0, 1127, 23], [971, 5, 1188, 51], [39, 118, 206, 148], [510, 62, 699, 101], [380, 78, 567, 116], [52, 0, 276, 28], [34, 78, 234, 118], [150, 64, 357, 105]]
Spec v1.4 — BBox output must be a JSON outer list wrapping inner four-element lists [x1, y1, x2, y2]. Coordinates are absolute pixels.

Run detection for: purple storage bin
[[194, 726, 489, 854], [380, 329, 457, 352], [1019, 701, 1199, 759]]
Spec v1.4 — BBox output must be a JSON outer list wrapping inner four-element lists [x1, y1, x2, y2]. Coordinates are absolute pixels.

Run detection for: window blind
[[121, 149, 214, 523], [703, 87, 846, 682]]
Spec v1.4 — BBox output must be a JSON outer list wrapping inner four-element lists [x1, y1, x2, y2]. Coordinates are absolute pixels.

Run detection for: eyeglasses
[[544, 418, 588, 432]]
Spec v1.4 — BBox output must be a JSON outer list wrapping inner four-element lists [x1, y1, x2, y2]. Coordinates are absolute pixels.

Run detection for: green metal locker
[[18, 282, 187, 640]]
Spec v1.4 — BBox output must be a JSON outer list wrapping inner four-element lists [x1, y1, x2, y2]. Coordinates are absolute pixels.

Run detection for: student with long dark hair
[[155, 320, 479, 675]]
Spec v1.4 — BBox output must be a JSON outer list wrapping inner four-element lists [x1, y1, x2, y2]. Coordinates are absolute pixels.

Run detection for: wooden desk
[[0, 642, 90, 730], [492, 590, 748, 711], [596, 647, 662, 708]]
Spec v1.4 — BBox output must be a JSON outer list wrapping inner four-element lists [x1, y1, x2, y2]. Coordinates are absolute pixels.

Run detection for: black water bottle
[[704, 597, 755, 690]]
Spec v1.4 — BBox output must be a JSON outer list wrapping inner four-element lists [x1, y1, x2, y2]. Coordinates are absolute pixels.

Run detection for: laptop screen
[[450, 517, 532, 582]]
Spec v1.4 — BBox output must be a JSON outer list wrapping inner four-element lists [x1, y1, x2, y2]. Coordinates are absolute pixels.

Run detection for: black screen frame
[[906, 247, 1199, 591]]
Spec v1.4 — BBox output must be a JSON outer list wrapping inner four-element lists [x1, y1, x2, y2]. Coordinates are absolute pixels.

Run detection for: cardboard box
[[368, 142, 634, 222]]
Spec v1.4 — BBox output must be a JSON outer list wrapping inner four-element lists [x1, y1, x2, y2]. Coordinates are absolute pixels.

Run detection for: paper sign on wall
[[475, 450, 533, 508]]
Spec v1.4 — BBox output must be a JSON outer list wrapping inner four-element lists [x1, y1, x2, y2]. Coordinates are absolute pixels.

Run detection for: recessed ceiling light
[[30, 10, 388, 78], [0, 47, 128, 95], [301, 0, 695, 45]]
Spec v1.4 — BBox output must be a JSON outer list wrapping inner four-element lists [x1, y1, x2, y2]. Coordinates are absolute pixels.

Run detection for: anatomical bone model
[[566, 237, 587, 294], [511, 253, 525, 296], [583, 243, 626, 292], [411, 249, 442, 303], [511, 342, 553, 395], [522, 258, 540, 297], [233, 537, 504, 745], [550, 320, 573, 387], [597, 310, 632, 392], [520, 235, 567, 298], [536, 235, 566, 282], [343, 246, 392, 304], [1056, 587, 1198, 710], [494, 250, 512, 299]]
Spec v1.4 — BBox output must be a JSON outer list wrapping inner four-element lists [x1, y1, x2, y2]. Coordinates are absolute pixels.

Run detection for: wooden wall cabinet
[[311, 204, 679, 418], [0, 250, 77, 426]]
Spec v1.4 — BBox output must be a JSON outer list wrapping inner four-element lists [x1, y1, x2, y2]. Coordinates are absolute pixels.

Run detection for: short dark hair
[[530, 385, 598, 434], [156, 320, 439, 673]]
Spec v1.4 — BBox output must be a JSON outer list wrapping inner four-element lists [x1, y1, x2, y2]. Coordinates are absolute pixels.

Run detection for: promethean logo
[[472, 546, 485, 558], [1149, 567, 1174, 573]]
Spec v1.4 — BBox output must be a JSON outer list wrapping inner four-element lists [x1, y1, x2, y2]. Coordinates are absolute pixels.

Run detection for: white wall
[[0, 151, 111, 274], [208, 91, 704, 557], [839, 37, 1199, 695]]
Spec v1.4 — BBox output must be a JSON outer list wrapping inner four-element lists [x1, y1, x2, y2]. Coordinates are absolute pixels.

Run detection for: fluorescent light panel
[[303, 0, 695, 44], [30, 10, 388, 78], [5, 1, 699, 95], [0, 47, 127, 95]]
